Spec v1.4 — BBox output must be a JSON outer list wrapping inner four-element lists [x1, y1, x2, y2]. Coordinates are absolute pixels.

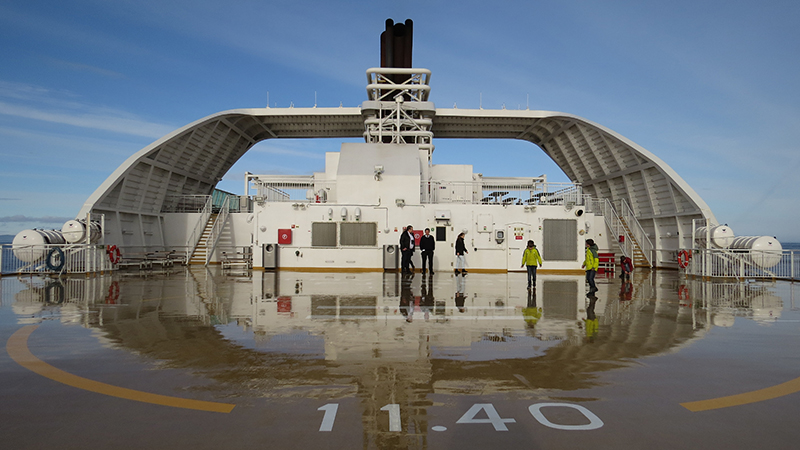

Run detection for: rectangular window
[[312, 222, 337, 247], [339, 222, 377, 246], [542, 219, 577, 261], [436, 226, 447, 242]]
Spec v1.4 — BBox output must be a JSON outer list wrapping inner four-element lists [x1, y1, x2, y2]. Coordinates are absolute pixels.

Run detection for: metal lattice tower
[[361, 67, 435, 154]]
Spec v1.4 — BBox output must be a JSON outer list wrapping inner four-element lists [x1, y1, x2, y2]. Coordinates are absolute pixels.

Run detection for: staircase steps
[[189, 214, 218, 265], [619, 217, 650, 268]]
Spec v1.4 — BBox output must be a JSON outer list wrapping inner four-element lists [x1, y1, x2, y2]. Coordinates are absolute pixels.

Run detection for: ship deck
[[2, 268, 799, 449]]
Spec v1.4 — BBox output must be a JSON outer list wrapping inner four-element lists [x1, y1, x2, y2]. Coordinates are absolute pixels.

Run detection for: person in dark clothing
[[399, 225, 415, 274], [420, 227, 435, 275], [420, 277, 433, 321], [455, 232, 468, 276], [620, 255, 633, 280], [400, 273, 414, 322], [455, 274, 467, 313]]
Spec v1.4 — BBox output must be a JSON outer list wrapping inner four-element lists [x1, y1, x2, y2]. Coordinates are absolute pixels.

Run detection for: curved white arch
[[80, 106, 712, 253], [432, 109, 716, 254]]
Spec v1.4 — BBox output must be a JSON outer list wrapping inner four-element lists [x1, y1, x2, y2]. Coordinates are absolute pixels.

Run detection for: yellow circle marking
[[681, 377, 800, 412], [7, 325, 235, 413]]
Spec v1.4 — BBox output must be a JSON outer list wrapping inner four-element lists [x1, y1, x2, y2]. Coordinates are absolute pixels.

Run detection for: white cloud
[[0, 101, 172, 138], [45, 58, 125, 79], [0, 215, 71, 223]]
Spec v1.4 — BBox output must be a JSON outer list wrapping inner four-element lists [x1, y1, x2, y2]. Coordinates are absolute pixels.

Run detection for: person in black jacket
[[399, 225, 415, 273], [454, 232, 468, 276], [420, 228, 435, 275]]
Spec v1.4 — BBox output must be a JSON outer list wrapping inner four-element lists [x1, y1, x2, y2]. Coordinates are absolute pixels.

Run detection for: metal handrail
[[187, 196, 212, 261], [588, 198, 648, 266], [421, 180, 582, 205], [684, 248, 799, 281], [206, 196, 230, 266], [1, 243, 114, 275], [614, 198, 654, 266]]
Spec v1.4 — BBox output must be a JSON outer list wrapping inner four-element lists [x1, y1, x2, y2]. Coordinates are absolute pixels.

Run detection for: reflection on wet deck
[[3, 270, 785, 385], [1, 269, 796, 449]]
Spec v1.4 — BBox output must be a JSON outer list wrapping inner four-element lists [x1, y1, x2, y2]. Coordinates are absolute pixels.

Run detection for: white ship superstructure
[[3, 19, 790, 279]]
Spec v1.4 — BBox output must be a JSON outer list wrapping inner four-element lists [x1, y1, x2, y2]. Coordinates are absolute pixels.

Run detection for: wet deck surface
[[2, 268, 799, 449]]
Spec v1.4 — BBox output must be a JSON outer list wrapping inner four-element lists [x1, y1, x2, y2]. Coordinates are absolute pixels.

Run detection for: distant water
[[783, 242, 800, 250]]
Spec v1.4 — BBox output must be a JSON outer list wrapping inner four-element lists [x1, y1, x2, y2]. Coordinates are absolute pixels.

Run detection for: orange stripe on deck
[[681, 377, 800, 412], [7, 325, 235, 413]]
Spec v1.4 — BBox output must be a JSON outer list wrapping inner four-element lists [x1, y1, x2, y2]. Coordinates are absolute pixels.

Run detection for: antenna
[[267, 91, 270, 108]]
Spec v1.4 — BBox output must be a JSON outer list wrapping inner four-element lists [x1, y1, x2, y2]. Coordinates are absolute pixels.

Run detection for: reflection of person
[[400, 273, 414, 322], [420, 277, 434, 321], [400, 225, 415, 274], [420, 228, 435, 275], [522, 288, 542, 328], [619, 279, 633, 301], [454, 232, 468, 276], [584, 293, 599, 341], [454, 274, 467, 313], [582, 239, 599, 294], [520, 240, 543, 289]]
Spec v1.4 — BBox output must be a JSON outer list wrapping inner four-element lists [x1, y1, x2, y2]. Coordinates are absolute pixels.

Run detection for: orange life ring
[[107, 245, 121, 264], [677, 249, 691, 268]]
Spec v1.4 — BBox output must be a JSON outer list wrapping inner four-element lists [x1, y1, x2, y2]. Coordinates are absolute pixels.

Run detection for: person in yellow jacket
[[523, 288, 542, 329], [582, 239, 599, 294], [520, 240, 543, 289], [583, 293, 599, 342]]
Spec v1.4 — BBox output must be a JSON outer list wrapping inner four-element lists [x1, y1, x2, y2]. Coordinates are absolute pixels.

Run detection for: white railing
[[111, 245, 188, 269], [247, 175, 335, 203], [1, 244, 114, 275], [614, 199, 654, 265], [588, 197, 652, 267], [422, 180, 582, 205], [683, 248, 799, 281], [162, 194, 212, 213], [246, 176, 582, 206], [590, 198, 629, 253], [186, 196, 213, 261], [206, 196, 230, 266], [1, 275, 115, 308]]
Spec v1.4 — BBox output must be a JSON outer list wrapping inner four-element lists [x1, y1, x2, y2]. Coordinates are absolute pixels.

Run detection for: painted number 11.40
[[317, 402, 603, 432]]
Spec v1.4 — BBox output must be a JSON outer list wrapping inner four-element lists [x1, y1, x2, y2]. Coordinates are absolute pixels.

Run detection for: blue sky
[[1, 0, 799, 241]]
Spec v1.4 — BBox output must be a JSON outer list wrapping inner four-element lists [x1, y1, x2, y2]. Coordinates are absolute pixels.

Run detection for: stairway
[[189, 214, 218, 265], [619, 217, 650, 268]]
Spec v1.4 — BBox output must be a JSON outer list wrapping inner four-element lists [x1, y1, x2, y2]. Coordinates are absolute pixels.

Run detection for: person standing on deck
[[454, 232, 468, 276], [400, 225, 415, 274], [520, 240, 543, 289], [582, 239, 599, 294], [420, 228, 435, 275]]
